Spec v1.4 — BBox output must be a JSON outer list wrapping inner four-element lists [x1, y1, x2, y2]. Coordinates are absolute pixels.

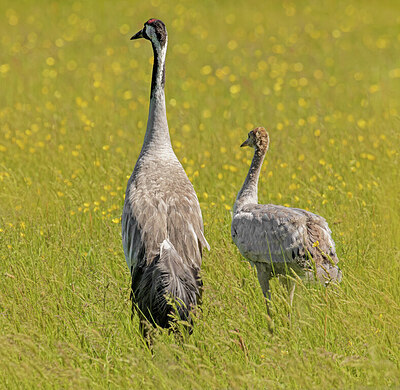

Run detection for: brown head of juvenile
[[240, 127, 270, 154]]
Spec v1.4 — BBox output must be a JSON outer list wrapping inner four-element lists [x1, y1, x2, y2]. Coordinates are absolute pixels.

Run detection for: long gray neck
[[234, 148, 266, 213], [141, 39, 172, 154]]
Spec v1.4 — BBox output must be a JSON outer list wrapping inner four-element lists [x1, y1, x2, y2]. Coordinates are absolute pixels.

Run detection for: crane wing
[[122, 167, 209, 275], [122, 197, 152, 275]]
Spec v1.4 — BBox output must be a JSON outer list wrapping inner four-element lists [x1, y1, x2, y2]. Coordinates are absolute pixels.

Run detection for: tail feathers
[[158, 239, 201, 319], [132, 239, 201, 329], [304, 262, 342, 285], [322, 263, 342, 284]]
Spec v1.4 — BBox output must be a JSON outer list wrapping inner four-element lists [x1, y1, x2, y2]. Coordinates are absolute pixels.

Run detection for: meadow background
[[1, 0, 399, 388]]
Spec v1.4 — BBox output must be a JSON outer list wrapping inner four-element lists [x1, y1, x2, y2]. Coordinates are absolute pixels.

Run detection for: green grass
[[1, 0, 400, 388]]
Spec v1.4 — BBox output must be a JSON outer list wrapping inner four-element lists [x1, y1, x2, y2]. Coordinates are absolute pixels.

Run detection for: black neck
[[150, 42, 166, 98], [141, 39, 171, 151]]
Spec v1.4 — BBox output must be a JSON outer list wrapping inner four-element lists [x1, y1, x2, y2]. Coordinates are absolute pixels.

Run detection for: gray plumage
[[231, 127, 341, 310], [122, 19, 209, 331]]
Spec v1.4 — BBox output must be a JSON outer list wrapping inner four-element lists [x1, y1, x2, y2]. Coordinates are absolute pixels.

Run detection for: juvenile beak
[[130, 29, 144, 40], [240, 137, 251, 147]]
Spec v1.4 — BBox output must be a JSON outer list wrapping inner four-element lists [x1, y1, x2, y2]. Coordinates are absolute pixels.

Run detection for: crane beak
[[130, 29, 144, 40], [240, 137, 251, 147]]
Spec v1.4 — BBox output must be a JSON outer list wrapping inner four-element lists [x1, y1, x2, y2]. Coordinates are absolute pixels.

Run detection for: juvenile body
[[232, 128, 341, 311]]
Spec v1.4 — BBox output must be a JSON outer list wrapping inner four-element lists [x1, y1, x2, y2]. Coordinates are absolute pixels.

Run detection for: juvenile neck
[[142, 40, 172, 152], [234, 148, 266, 213]]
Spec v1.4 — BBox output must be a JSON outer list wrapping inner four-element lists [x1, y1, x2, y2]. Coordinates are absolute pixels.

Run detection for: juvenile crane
[[231, 128, 341, 314], [122, 19, 209, 335]]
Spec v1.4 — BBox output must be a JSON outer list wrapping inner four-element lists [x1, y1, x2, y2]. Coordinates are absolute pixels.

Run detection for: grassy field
[[1, 0, 399, 388]]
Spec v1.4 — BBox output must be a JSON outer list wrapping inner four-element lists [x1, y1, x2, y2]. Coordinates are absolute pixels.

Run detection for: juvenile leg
[[288, 279, 296, 309], [255, 263, 272, 316], [279, 275, 296, 321]]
